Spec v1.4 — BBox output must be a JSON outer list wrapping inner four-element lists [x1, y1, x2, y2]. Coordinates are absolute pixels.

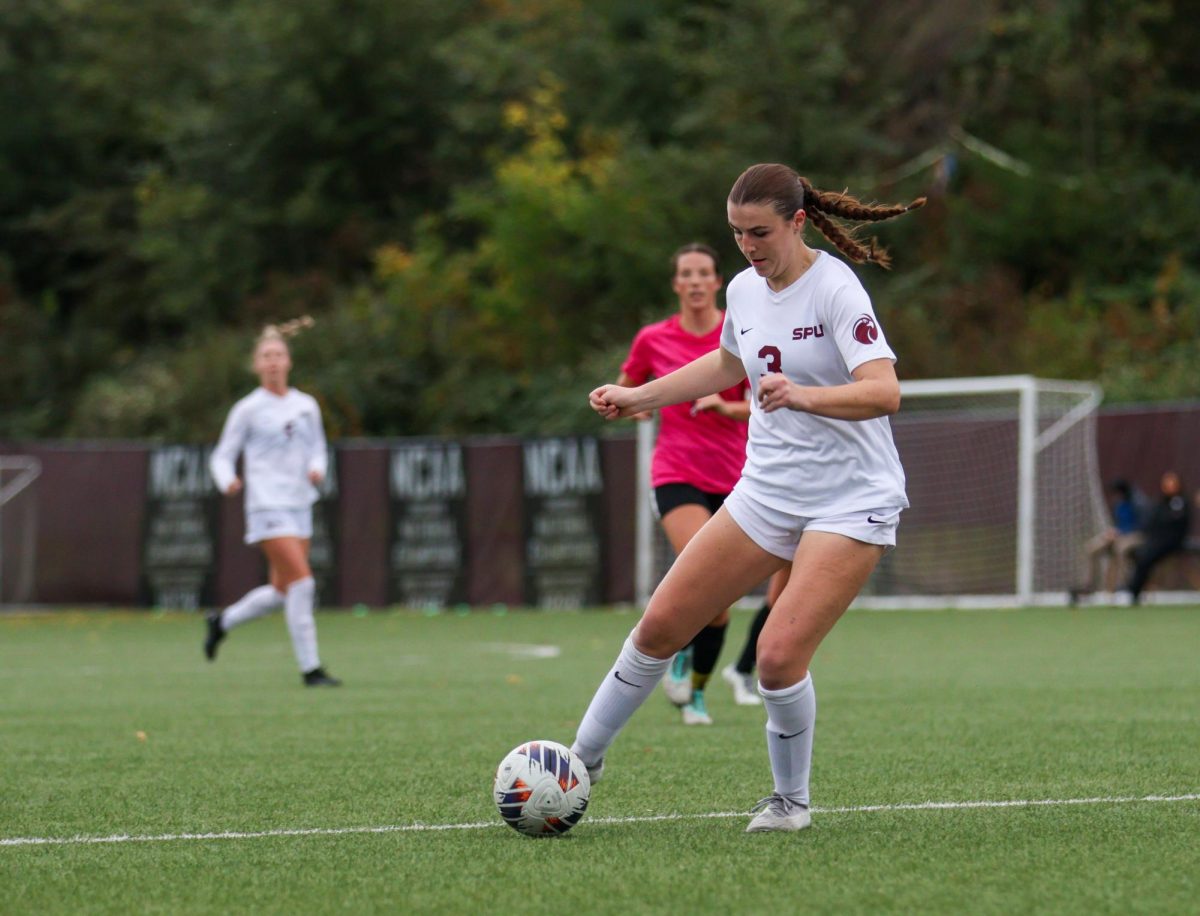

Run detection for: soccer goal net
[[634, 376, 1109, 608]]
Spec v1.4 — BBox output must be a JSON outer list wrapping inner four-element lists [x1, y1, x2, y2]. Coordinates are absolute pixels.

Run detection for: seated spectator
[[1072, 479, 1148, 600], [1126, 471, 1192, 605]]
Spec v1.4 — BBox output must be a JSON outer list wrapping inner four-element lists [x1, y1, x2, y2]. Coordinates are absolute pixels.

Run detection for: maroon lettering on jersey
[[852, 315, 878, 345], [791, 325, 825, 341], [758, 345, 782, 374]]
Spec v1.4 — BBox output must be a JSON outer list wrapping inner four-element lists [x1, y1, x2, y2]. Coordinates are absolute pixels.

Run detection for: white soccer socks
[[759, 673, 816, 806], [221, 584, 285, 630], [572, 634, 672, 768], [284, 577, 320, 674]]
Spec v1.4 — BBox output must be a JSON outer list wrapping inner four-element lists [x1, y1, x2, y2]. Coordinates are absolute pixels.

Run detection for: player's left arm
[[692, 392, 751, 421], [757, 358, 900, 419], [307, 399, 329, 485]]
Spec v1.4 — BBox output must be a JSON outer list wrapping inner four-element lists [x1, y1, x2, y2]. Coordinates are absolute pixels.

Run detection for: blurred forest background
[[1, 0, 1198, 441]]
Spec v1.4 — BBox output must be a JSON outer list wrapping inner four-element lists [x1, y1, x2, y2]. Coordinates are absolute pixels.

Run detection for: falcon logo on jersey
[[852, 315, 878, 345], [792, 324, 825, 341]]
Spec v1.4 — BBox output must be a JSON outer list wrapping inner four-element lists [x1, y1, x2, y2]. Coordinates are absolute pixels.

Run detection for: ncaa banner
[[522, 436, 605, 609], [140, 445, 219, 609], [388, 441, 467, 608]]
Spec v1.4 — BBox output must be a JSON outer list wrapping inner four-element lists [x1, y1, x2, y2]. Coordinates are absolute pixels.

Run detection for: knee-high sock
[[759, 674, 816, 806], [221, 585, 284, 630], [571, 634, 672, 767], [690, 623, 727, 692], [736, 603, 771, 674], [284, 577, 320, 673]]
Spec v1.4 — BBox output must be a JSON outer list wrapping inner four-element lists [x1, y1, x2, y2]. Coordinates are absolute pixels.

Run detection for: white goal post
[[635, 376, 1110, 608]]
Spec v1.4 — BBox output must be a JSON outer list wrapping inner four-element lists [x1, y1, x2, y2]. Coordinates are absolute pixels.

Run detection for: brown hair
[[728, 163, 925, 269], [670, 242, 721, 278], [255, 315, 315, 351]]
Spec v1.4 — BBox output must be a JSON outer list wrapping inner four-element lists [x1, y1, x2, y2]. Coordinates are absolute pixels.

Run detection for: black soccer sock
[[736, 603, 771, 675], [690, 623, 728, 692]]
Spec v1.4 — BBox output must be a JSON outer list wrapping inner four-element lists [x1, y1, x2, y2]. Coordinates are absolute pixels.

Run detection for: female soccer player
[[619, 242, 759, 724], [205, 318, 341, 687], [572, 163, 923, 831]]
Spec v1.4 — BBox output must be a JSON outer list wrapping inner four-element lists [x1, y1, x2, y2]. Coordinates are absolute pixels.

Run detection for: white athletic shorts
[[724, 486, 902, 561], [245, 507, 313, 545]]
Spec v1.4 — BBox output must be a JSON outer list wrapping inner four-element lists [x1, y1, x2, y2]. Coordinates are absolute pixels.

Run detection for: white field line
[[478, 642, 562, 659], [2, 793, 1198, 848]]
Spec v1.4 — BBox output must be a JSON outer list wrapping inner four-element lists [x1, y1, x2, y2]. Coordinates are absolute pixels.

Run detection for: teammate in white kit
[[205, 319, 341, 687], [572, 163, 924, 831]]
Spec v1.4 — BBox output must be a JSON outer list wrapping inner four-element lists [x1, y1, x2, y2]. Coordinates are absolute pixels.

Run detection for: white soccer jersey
[[210, 388, 328, 513], [720, 251, 908, 518]]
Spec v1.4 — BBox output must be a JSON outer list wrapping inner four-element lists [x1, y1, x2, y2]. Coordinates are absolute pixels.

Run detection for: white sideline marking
[[480, 642, 561, 659], [2, 793, 1197, 848]]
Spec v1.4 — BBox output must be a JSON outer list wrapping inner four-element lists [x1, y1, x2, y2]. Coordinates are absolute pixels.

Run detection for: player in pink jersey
[[619, 243, 783, 723]]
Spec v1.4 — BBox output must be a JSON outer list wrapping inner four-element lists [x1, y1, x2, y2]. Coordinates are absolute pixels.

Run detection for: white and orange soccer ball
[[493, 740, 591, 838]]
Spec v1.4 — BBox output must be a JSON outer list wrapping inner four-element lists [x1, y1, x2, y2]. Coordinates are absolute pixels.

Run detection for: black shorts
[[654, 483, 728, 519]]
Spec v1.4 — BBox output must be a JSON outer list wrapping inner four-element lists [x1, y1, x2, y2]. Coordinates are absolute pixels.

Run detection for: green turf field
[[2, 606, 1198, 915]]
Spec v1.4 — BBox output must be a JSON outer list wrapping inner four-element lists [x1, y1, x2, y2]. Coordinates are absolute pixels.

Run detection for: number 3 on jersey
[[758, 345, 782, 374]]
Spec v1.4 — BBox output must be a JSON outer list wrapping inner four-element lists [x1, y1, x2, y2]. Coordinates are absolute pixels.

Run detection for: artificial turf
[[2, 605, 1198, 914]]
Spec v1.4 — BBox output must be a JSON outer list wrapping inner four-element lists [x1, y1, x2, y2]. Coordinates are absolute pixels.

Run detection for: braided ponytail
[[257, 315, 315, 347], [729, 164, 924, 269]]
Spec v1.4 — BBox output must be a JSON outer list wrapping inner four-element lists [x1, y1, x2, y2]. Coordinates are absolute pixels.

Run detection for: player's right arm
[[210, 401, 249, 496], [591, 348, 746, 420], [615, 371, 653, 421]]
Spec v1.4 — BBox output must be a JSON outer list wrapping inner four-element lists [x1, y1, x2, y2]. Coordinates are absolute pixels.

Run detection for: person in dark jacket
[[1126, 471, 1192, 604]]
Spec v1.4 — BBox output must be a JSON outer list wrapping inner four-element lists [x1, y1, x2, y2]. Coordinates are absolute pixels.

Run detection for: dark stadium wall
[[465, 441, 524, 607], [1096, 405, 1200, 500], [0, 442, 149, 604], [336, 444, 391, 607], [3, 405, 1198, 608], [599, 437, 637, 603]]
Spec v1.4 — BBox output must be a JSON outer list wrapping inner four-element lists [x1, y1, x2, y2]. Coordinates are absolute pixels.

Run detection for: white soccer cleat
[[584, 757, 604, 785], [681, 691, 712, 726], [663, 674, 693, 707], [661, 648, 693, 707], [721, 663, 762, 706], [746, 793, 811, 833]]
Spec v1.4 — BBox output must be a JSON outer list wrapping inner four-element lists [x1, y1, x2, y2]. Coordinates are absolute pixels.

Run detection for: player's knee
[[631, 617, 685, 660], [284, 576, 315, 607], [277, 563, 313, 590], [756, 639, 808, 690]]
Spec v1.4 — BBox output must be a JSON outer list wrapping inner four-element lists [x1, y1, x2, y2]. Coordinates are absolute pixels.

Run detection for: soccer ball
[[493, 740, 591, 838]]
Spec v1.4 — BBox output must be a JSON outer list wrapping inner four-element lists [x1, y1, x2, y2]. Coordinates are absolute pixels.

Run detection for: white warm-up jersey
[[720, 252, 908, 518], [210, 388, 328, 513]]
